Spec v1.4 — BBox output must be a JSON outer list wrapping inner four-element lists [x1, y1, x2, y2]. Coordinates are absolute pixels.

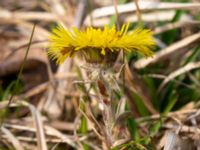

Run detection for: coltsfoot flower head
[[48, 23, 155, 64]]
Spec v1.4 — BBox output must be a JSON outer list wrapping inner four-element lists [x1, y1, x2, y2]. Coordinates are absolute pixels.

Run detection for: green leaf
[[162, 10, 184, 44], [127, 118, 140, 141], [183, 46, 200, 65], [131, 92, 150, 116], [163, 90, 177, 114], [143, 76, 159, 110], [79, 101, 90, 150]]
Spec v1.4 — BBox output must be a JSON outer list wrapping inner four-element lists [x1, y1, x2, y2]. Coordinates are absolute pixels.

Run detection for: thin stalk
[[0, 23, 36, 127]]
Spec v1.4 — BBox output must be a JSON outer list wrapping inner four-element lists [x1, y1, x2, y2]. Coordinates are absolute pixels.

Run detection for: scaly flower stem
[[95, 69, 115, 149]]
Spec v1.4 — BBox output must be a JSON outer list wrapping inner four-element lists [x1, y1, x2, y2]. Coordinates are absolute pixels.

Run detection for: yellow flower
[[48, 23, 155, 64]]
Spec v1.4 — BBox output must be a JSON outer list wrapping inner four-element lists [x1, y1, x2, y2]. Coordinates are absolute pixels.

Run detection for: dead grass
[[0, 0, 200, 150]]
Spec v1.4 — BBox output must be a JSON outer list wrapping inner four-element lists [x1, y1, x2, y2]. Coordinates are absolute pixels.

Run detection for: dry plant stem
[[133, 0, 142, 25]]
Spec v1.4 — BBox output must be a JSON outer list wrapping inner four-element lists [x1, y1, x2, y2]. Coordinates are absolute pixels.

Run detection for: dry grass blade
[[4, 123, 39, 133], [136, 108, 197, 123], [163, 132, 179, 150], [44, 125, 77, 148], [0, 9, 56, 22], [147, 74, 194, 89], [83, 141, 102, 150], [20, 82, 49, 98], [21, 101, 48, 150], [0, 49, 47, 77], [1, 0, 200, 149], [134, 0, 142, 25], [0, 101, 10, 110], [85, 10, 178, 27], [125, 64, 157, 114], [2, 135, 62, 143], [134, 32, 200, 69], [163, 124, 200, 134], [115, 97, 126, 119], [159, 61, 200, 91], [78, 101, 103, 141], [73, 0, 88, 28], [153, 21, 200, 35], [47, 121, 75, 131], [1, 127, 25, 150], [89, 1, 200, 18], [45, 0, 69, 24], [3, 123, 77, 148]]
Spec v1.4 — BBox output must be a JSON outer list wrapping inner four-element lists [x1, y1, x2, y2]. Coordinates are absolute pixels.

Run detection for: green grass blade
[[8, 23, 36, 106], [0, 23, 36, 127], [183, 46, 200, 65]]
